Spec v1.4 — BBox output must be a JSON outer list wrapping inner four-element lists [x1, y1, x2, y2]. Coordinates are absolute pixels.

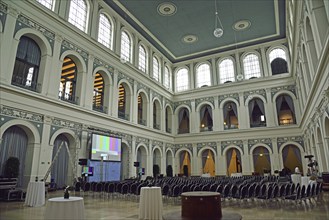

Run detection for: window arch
[[196, 63, 211, 88], [199, 104, 213, 132], [12, 36, 41, 92], [178, 107, 190, 134], [249, 98, 266, 127], [153, 56, 160, 82], [176, 68, 189, 92], [276, 94, 296, 125], [36, 0, 55, 10], [97, 13, 113, 49], [120, 30, 132, 62], [243, 53, 261, 79], [252, 146, 271, 175], [93, 72, 105, 113], [59, 57, 77, 103], [164, 66, 171, 90], [219, 58, 235, 83], [138, 44, 147, 73], [68, 0, 88, 32], [223, 101, 239, 129], [269, 48, 288, 75]]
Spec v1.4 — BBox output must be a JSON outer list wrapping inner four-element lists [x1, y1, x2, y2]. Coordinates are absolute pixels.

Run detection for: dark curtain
[[51, 135, 69, 189], [271, 58, 288, 75], [16, 36, 41, 66]]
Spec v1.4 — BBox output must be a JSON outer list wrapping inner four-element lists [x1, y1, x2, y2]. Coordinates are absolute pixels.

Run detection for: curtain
[[203, 150, 215, 176], [226, 149, 233, 168], [223, 104, 228, 120], [178, 108, 185, 125], [206, 106, 213, 121], [232, 103, 238, 119], [284, 95, 295, 113], [51, 135, 69, 189], [202, 150, 208, 167], [248, 99, 255, 122], [282, 146, 290, 165], [0, 126, 28, 187], [255, 99, 265, 115], [16, 37, 41, 66], [276, 95, 284, 115], [292, 146, 302, 165]]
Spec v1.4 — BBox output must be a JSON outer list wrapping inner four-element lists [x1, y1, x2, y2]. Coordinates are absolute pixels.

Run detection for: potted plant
[[4, 157, 20, 178], [166, 165, 173, 177]]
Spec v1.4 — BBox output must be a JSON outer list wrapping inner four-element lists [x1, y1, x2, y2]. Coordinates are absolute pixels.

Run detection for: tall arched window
[[37, 0, 55, 10], [118, 84, 127, 120], [59, 57, 77, 103], [98, 13, 113, 49], [249, 98, 266, 127], [153, 56, 160, 81], [219, 58, 235, 83], [276, 94, 296, 125], [269, 48, 288, 75], [176, 68, 189, 92], [121, 31, 131, 62], [12, 36, 41, 92], [137, 93, 147, 125], [68, 0, 88, 32], [164, 66, 171, 89], [178, 108, 189, 134], [243, 53, 261, 79], [199, 104, 213, 132], [138, 45, 147, 73], [223, 102, 239, 129], [196, 63, 211, 88], [93, 73, 105, 112]]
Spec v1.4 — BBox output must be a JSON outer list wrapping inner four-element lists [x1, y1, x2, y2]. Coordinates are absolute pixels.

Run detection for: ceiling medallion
[[157, 2, 177, 16], [233, 20, 251, 31], [182, 35, 198, 44]]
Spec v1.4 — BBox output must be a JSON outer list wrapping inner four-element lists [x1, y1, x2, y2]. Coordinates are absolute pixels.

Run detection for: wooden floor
[[0, 190, 329, 219]]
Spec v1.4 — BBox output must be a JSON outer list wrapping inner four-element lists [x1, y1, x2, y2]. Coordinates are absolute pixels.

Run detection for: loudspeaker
[[78, 159, 87, 165], [134, 162, 140, 167]]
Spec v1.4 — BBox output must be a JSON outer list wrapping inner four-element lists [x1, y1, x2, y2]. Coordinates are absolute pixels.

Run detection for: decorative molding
[[244, 89, 267, 102], [277, 136, 304, 151], [153, 140, 163, 148], [0, 105, 43, 122], [248, 138, 273, 152], [118, 72, 134, 85], [61, 40, 89, 64], [174, 100, 191, 111], [196, 142, 217, 154], [136, 136, 149, 146], [270, 85, 296, 98], [15, 14, 55, 51], [221, 140, 244, 153], [93, 57, 114, 73], [195, 97, 214, 107], [0, 1, 7, 29], [219, 93, 239, 104], [52, 118, 82, 130], [152, 90, 162, 101], [165, 98, 174, 109], [174, 144, 193, 155], [137, 83, 149, 93]]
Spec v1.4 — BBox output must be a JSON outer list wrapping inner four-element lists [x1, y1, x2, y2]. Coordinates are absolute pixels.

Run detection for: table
[[139, 187, 163, 220], [231, 173, 243, 177], [25, 182, 45, 207], [291, 174, 301, 186], [181, 191, 222, 220], [44, 197, 85, 219], [201, 173, 211, 178]]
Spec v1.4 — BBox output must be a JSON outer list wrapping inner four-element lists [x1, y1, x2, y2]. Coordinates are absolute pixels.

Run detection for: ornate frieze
[[61, 40, 89, 64], [153, 140, 163, 148], [243, 89, 267, 102], [15, 14, 55, 51], [165, 99, 173, 109], [93, 57, 114, 74], [174, 144, 193, 155], [0, 105, 43, 122], [174, 100, 191, 111], [136, 136, 149, 146], [277, 136, 304, 151], [221, 140, 244, 153], [270, 85, 296, 98], [195, 97, 214, 107], [196, 142, 217, 154], [248, 138, 273, 152], [137, 83, 149, 93], [152, 90, 162, 101], [118, 72, 134, 85], [218, 93, 239, 104], [52, 118, 82, 131]]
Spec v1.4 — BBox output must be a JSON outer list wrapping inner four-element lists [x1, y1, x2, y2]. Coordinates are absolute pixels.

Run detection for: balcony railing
[[279, 119, 295, 125], [250, 122, 266, 128], [93, 105, 107, 114], [153, 124, 160, 130], [138, 119, 147, 126], [224, 124, 239, 130], [11, 76, 40, 92], [58, 94, 79, 104], [178, 128, 189, 134], [118, 111, 129, 120], [200, 126, 213, 132]]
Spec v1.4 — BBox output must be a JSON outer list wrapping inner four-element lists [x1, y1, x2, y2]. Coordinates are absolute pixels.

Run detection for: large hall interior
[[0, 0, 329, 219]]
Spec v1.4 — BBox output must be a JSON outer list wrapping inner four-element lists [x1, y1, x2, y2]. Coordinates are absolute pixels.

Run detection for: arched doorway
[[226, 148, 242, 176], [179, 150, 191, 176], [153, 148, 161, 177], [137, 145, 147, 176], [281, 145, 303, 174], [252, 146, 271, 175], [201, 149, 215, 176]]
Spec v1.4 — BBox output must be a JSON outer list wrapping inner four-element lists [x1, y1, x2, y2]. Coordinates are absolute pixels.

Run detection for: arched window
[[249, 98, 266, 127], [199, 105, 213, 132], [121, 31, 131, 62], [36, 0, 55, 10], [243, 53, 261, 79], [223, 102, 239, 129], [276, 94, 296, 125], [68, 0, 88, 32], [165, 106, 172, 133], [118, 84, 127, 120], [252, 146, 271, 175], [164, 66, 171, 89], [138, 45, 147, 73], [176, 68, 189, 92], [269, 48, 288, 75], [12, 36, 41, 91], [178, 108, 189, 134], [137, 93, 147, 125], [196, 63, 211, 88], [93, 73, 105, 113], [153, 100, 161, 130], [219, 58, 235, 83], [153, 56, 160, 81], [226, 148, 242, 176], [98, 13, 113, 49], [59, 57, 77, 103]]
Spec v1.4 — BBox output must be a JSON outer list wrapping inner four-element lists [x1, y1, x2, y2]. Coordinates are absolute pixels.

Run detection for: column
[[211, 58, 217, 85], [111, 68, 119, 117], [212, 97, 220, 131], [241, 140, 252, 175], [217, 142, 226, 176], [148, 91, 153, 128], [82, 54, 95, 109], [271, 138, 281, 173], [192, 144, 198, 176], [89, 0, 99, 38], [114, 19, 121, 56], [239, 92, 249, 129], [129, 136, 137, 177], [189, 63, 195, 89], [260, 47, 270, 77], [147, 140, 153, 176], [132, 80, 138, 124], [190, 100, 197, 133], [265, 88, 276, 127]]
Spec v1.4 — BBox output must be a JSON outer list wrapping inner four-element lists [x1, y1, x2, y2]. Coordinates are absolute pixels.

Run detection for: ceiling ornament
[[157, 2, 177, 16], [214, 0, 224, 38]]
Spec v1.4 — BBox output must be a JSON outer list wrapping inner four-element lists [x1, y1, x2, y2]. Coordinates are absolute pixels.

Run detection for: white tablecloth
[[139, 187, 163, 220], [291, 174, 301, 186], [231, 173, 243, 177], [201, 173, 211, 178], [25, 182, 45, 207], [301, 176, 310, 187], [44, 197, 85, 220]]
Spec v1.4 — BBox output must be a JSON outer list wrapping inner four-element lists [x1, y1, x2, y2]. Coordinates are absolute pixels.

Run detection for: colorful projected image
[[91, 134, 122, 161]]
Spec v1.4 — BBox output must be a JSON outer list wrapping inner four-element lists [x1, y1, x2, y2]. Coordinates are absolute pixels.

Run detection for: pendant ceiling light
[[214, 0, 224, 38]]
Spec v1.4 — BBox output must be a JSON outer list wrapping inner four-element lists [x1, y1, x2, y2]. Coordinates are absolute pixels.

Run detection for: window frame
[[195, 62, 211, 88], [120, 30, 132, 63], [175, 67, 189, 92], [242, 52, 262, 79], [68, 0, 89, 33], [97, 12, 113, 49]]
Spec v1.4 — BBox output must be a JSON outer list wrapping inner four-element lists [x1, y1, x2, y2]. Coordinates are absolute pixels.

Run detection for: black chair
[[286, 185, 301, 202], [106, 182, 115, 198], [82, 182, 91, 196]]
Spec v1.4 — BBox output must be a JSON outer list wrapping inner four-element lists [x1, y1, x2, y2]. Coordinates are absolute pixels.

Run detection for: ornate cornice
[[221, 140, 244, 153], [61, 39, 89, 64], [0, 105, 43, 122], [248, 138, 273, 152], [93, 57, 114, 74], [195, 97, 214, 107], [218, 93, 240, 104], [271, 85, 296, 98], [244, 89, 267, 102]]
